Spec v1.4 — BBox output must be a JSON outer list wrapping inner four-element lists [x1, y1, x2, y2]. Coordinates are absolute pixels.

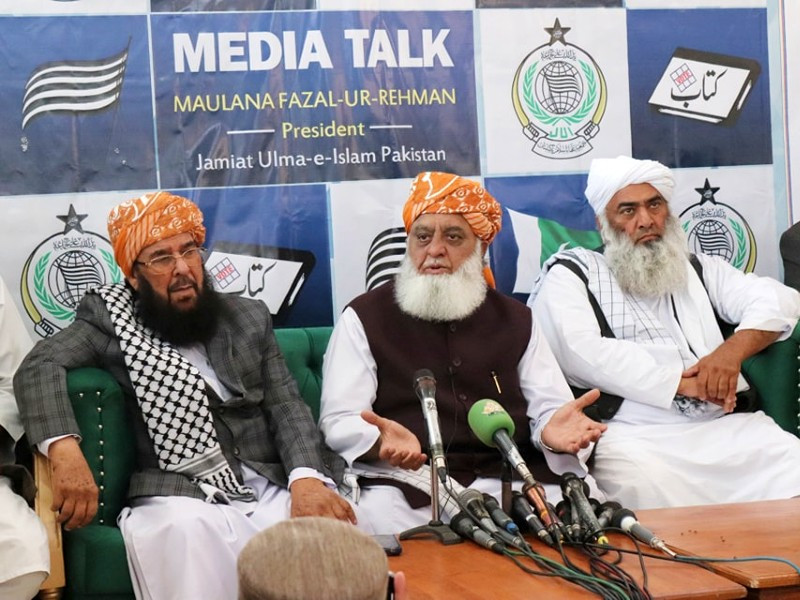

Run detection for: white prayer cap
[[585, 156, 674, 215]]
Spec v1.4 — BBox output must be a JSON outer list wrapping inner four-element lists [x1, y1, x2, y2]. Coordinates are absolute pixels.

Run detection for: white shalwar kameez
[[0, 277, 49, 600], [319, 306, 603, 534], [115, 344, 370, 600], [530, 251, 800, 510]]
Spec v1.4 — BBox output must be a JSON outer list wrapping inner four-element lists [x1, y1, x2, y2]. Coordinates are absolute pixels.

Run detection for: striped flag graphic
[[21, 43, 129, 129], [365, 227, 407, 291]]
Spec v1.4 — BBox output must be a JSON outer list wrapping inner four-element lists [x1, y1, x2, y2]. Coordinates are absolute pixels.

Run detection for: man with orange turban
[[15, 191, 361, 600], [319, 172, 607, 533]]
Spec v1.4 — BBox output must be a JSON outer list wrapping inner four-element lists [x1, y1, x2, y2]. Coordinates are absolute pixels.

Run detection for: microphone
[[468, 399, 535, 485], [482, 493, 529, 551], [413, 369, 447, 482], [482, 493, 520, 535], [560, 472, 608, 545], [611, 508, 675, 557], [458, 489, 527, 550], [468, 399, 560, 538], [555, 499, 580, 542], [510, 492, 554, 546], [450, 512, 506, 554], [589, 498, 601, 519], [595, 501, 621, 530], [459, 488, 500, 536]]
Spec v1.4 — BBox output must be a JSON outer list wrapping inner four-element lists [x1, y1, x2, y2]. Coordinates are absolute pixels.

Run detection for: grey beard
[[601, 214, 690, 298], [394, 245, 487, 322]]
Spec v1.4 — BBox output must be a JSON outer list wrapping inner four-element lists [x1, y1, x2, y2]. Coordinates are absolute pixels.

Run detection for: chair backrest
[[67, 367, 136, 525], [67, 326, 334, 523], [274, 326, 332, 422], [741, 322, 800, 436], [780, 222, 800, 292]]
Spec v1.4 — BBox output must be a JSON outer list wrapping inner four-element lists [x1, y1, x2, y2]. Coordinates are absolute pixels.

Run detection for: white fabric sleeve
[[529, 264, 682, 410], [287, 467, 336, 490], [0, 277, 34, 446], [519, 315, 589, 476], [318, 307, 381, 466], [697, 253, 800, 339], [38, 434, 81, 457]]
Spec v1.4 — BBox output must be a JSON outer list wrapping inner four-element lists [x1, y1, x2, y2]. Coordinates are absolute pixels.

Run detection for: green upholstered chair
[[36, 326, 332, 600], [741, 322, 800, 436]]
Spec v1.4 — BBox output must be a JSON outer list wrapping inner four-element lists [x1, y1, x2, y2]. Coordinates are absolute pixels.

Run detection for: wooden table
[[638, 498, 800, 599], [389, 533, 746, 599]]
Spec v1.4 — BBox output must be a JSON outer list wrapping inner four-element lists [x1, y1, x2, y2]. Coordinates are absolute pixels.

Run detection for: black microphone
[[482, 493, 520, 535], [560, 472, 608, 545], [457, 489, 524, 549], [459, 488, 493, 524], [595, 501, 621, 530], [611, 508, 674, 556], [450, 512, 506, 554], [510, 492, 554, 546], [555, 499, 580, 541], [589, 498, 601, 519], [481, 493, 529, 551], [413, 369, 447, 482], [458, 489, 502, 537]]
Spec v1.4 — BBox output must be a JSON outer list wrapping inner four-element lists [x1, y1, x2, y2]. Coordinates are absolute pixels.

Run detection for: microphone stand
[[399, 465, 463, 545], [500, 461, 512, 514]]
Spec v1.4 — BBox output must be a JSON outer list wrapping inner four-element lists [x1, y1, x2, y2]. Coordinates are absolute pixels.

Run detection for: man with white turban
[[529, 156, 800, 509], [15, 191, 361, 599], [320, 172, 607, 533]]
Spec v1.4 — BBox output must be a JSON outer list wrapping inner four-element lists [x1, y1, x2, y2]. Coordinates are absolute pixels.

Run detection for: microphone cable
[[546, 494, 653, 599], [440, 476, 637, 599], [580, 542, 653, 600], [591, 530, 800, 578]]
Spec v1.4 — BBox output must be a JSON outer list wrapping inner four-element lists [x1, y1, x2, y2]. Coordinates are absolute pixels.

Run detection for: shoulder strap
[[689, 253, 704, 285], [553, 259, 614, 339], [552, 259, 623, 421], [688, 253, 730, 335]]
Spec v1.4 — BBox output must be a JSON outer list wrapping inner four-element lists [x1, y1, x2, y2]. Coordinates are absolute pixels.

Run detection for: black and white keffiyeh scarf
[[93, 284, 254, 502], [532, 248, 707, 417]]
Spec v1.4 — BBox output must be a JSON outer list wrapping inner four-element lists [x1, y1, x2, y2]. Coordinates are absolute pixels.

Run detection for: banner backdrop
[[151, 10, 478, 187], [0, 0, 793, 341]]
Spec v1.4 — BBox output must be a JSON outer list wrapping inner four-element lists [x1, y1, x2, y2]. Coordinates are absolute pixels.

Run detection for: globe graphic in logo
[[687, 220, 734, 262], [48, 251, 106, 309], [536, 61, 583, 115]]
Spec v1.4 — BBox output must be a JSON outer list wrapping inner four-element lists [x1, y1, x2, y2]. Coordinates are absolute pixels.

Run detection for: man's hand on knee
[[289, 477, 357, 524], [48, 437, 99, 530]]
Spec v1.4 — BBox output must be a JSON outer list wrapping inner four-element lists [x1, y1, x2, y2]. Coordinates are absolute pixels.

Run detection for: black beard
[[133, 271, 224, 346]]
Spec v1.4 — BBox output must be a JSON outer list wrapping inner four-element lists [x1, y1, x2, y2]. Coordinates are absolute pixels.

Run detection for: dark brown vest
[[349, 282, 558, 507]]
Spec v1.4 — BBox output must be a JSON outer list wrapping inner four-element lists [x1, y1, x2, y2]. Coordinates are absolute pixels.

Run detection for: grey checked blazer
[[13, 287, 345, 501]]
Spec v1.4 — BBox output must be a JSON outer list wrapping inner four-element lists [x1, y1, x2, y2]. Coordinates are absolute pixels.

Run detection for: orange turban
[[107, 191, 206, 278], [403, 172, 502, 244]]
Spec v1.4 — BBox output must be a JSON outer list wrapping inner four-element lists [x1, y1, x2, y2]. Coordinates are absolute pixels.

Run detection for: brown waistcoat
[[349, 282, 558, 507]]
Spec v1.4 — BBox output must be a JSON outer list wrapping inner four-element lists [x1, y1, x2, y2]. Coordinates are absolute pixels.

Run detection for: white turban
[[585, 156, 674, 215]]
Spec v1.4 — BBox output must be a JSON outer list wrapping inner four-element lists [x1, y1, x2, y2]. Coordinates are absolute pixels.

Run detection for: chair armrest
[[34, 450, 65, 599], [741, 322, 800, 436]]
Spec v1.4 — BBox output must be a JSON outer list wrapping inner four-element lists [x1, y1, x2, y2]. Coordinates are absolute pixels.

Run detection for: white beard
[[394, 244, 487, 322], [600, 213, 690, 298]]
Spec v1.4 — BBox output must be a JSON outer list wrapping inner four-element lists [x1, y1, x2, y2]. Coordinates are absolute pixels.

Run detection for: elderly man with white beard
[[528, 155, 800, 510], [319, 171, 608, 533]]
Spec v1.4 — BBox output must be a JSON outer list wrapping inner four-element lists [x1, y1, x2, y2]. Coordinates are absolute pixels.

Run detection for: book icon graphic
[[648, 47, 760, 125], [206, 241, 315, 323]]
